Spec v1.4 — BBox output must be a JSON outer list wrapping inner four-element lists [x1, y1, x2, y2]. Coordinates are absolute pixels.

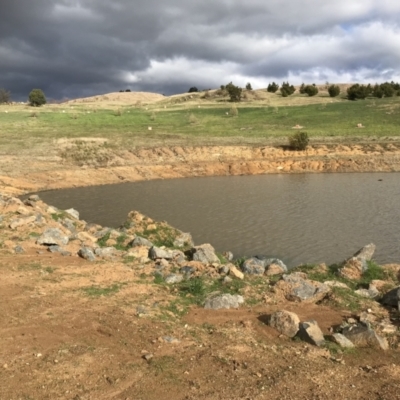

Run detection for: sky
[[1, 0, 400, 101]]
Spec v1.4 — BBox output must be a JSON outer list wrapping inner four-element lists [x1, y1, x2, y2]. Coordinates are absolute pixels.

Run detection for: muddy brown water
[[36, 173, 400, 267]]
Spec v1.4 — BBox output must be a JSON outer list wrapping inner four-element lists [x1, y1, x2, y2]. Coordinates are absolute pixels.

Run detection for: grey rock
[[265, 258, 288, 273], [331, 333, 355, 348], [9, 215, 36, 229], [355, 285, 380, 299], [164, 274, 184, 284], [94, 247, 120, 259], [190, 244, 219, 264], [353, 243, 376, 264], [340, 243, 376, 276], [62, 218, 76, 233], [219, 265, 230, 275], [37, 228, 69, 246], [149, 246, 174, 260], [131, 236, 153, 247], [28, 194, 40, 201], [162, 336, 180, 343], [380, 286, 400, 311], [223, 251, 234, 261], [342, 323, 388, 350], [173, 232, 194, 248], [94, 227, 111, 238], [35, 213, 45, 225], [78, 247, 96, 261], [241, 257, 266, 275], [269, 310, 300, 338], [48, 245, 62, 253], [223, 276, 233, 284], [297, 320, 325, 346], [14, 245, 25, 254], [24, 200, 36, 207], [179, 266, 195, 275], [204, 294, 244, 310], [279, 272, 330, 303], [64, 208, 79, 220]]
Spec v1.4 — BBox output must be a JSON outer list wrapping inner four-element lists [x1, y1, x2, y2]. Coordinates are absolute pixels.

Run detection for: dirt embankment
[[1, 142, 400, 196]]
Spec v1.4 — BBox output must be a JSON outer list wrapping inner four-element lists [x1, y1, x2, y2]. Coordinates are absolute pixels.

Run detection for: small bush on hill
[[299, 83, 306, 94], [188, 87, 198, 93], [0, 88, 11, 104], [267, 82, 279, 93], [29, 89, 46, 106], [304, 84, 319, 97], [288, 131, 309, 150], [225, 82, 242, 102], [280, 81, 295, 97], [328, 84, 341, 97], [347, 84, 371, 100], [246, 82, 253, 90]]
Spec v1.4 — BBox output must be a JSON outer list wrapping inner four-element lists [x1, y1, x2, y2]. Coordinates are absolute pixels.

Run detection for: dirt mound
[[66, 91, 165, 105]]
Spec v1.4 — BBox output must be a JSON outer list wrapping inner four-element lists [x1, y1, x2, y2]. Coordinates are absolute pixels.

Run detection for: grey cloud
[[1, 0, 400, 100]]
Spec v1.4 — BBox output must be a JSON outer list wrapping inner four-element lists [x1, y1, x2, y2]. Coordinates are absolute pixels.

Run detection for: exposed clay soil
[[1, 142, 400, 399], [2, 141, 400, 196]]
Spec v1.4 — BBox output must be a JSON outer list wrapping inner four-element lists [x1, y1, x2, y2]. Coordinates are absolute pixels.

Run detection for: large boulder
[[339, 243, 376, 280], [173, 232, 194, 248], [341, 323, 388, 350], [204, 294, 244, 310], [274, 272, 330, 303], [189, 244, 219, 264], [265, 258, 288, 274], [131, 236, 154, 247], [268, 310, 300, 338], [37, 228, 69, 246], [9, 215, 36, 229], [331, 333, 355, 348], [78, 247, 96, 261]]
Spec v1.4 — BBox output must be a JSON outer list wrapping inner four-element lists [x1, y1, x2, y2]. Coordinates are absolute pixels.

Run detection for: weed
[[115, 234, 129, 251], [288, 131, 309, 150], [359, 261, 387, 285], [178, 277, 206, 299], [97, 232, 111, 247], [154, 274, 165, 285], [18, 262, 42, 271], [44, 267, 55, 274], [28, 232, 40, 237], [82, 284, 122, 297], [123, 255, 136, 264], [51, 211, 68, 221]]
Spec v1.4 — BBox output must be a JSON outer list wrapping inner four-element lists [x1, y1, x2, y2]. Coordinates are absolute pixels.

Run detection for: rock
[[229, 265, 244, 280], [48, 245, 62, 253], [331, 333, 355, 348], [297, 320, 325, 346], [65, 208, 79, 219], [190, 244, 219, 264], [46, 206, 59, 214], [380, 286, 400, 310], [204, 294, 244, 310], [241, 257, 266, 275], [265, 258, 288, 273], [14, 245, 25, 254], [223, 276, 233, 284], [219, 265, 230, 275], [9, 215, 36, 229], [17, 206, 31, 215], [164, 274, 184, 284], [78, 247, 96, 261], [94, 227, 111, 238], [94, 247, 119, 259], [269, 310, 300, 338], [342, 323, 388, 350], [339, 243, 376, 280], [275, 272, 330, 303], [223, 251, 234, 261], [179, 266, 195, 276], [355, 284, 380, 299], [37, 228, 69, 246], [62, 218, 76, 233], [173, 232, 194, 248], [324, 280, 350, 289], [265, 263, 286, 276], [149, 246, 173, 260], [131, 236, 153, 247], [28, 194, 40, 201], [76, 231, 97, 243]]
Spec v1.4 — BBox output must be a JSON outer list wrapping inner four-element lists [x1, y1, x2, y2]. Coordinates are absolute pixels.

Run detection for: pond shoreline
[[2, 142, 400, 196]]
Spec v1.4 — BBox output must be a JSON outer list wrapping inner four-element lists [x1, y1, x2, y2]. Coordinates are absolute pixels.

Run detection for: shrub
[[188, 86, 198, 93], [328, 84, 340, 97], [304, 84, 319, 97], [347, 84, 371, 100], [225, 82, 242, 102], [280, 81, 295, 97], [288, 131, 309, 150], [245, 82, 253, 90], [28, 89, 46, 106], [267, 82, 279, 93], [372, 82, 395, 98], [125, 89, 131, 92], [0, 88, 11, 104], [299, 83, 306, 94]]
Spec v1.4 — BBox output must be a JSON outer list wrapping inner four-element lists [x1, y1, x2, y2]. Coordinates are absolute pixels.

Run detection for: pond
[[37, 173, 400, 267]]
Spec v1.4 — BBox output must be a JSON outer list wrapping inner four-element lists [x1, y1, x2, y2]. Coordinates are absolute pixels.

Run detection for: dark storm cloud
[[1, 1, 400, 100]]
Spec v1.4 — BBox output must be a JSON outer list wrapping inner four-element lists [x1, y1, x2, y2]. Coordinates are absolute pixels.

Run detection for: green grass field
[[1, 92, 400, 153]]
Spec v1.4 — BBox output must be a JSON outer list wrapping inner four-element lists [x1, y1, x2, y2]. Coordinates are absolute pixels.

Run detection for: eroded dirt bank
[[1, 142, 400, 195]]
